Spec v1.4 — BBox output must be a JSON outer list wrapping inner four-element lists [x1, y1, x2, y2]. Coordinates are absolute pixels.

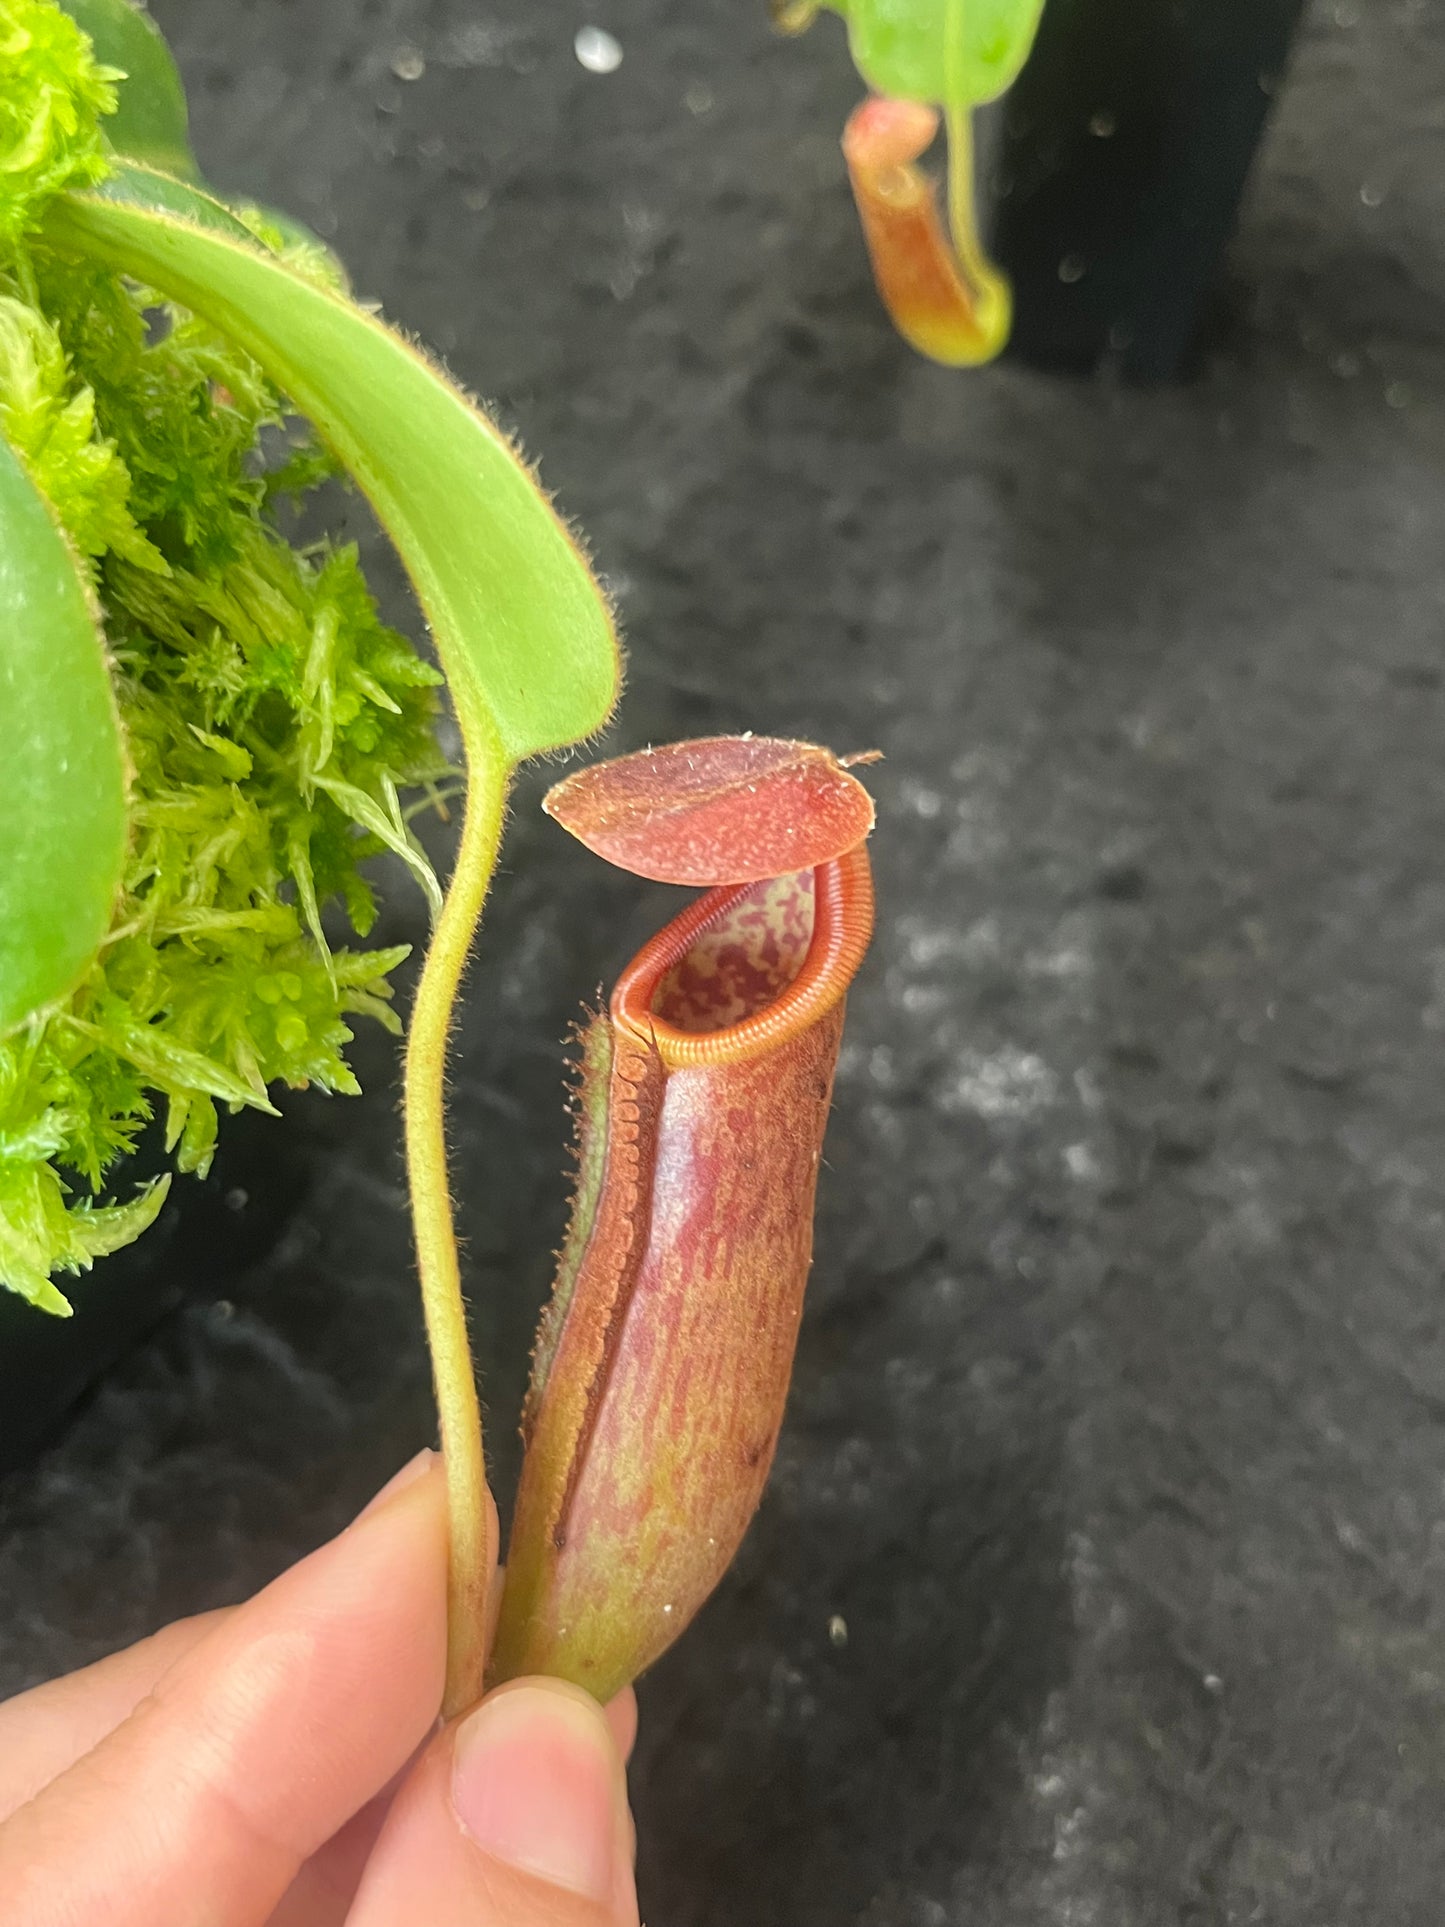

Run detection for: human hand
[[0, 1451, 641, 1925]]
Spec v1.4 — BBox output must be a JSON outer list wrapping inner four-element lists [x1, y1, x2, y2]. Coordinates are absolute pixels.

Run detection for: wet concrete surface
[[3, 1, 1445, 1920]]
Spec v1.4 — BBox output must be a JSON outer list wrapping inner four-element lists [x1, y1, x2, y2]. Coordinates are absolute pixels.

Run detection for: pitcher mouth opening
[[611, 846, 875, 1071]]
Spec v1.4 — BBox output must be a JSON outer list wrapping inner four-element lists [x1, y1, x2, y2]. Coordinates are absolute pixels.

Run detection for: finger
[[345, 1678, 640, 1927], [0, 1450, 453, 1927], [485, 1565, 632, 1763], [0, 1609, 231, 1819], [264, 1782, 399, 1927], [267, 1689, 637, 1927]]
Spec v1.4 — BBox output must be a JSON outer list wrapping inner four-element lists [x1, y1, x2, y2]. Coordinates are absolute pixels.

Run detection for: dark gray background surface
[[4, 1, 1445, 1920]]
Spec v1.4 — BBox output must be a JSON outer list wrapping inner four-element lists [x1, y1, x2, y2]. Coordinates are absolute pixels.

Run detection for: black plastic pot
[[0, 1109, 307, 1477], [988, 0, 1308, 380]]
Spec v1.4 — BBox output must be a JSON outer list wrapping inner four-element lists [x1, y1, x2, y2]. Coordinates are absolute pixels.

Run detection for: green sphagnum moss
[[0, 0, 447, 1311]]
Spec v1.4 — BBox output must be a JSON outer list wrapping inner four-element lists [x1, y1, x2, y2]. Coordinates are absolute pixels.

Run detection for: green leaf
[[81, 159, 253, 240], [821, 0, 1046, 106], [58, 0, 199, 178], [0, 427, 127, 1031], [55, 5, 348, 282], [46, 166, 621, 775]]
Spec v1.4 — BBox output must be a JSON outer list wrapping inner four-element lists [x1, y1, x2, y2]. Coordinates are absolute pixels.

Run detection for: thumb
[[345, 1679, 640, 1926]]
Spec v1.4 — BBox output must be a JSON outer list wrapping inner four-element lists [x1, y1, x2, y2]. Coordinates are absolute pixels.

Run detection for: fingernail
[[355, 1448, 435, 1523], [451, 1683, 619, 1902]]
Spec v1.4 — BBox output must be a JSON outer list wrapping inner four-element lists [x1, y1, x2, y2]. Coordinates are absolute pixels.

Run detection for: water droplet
[[1063, 1143, 1101, 1182], [574, 26, 622, 73]]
